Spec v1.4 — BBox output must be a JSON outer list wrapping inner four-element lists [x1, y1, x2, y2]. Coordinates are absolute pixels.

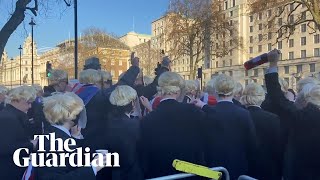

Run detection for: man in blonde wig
[[0, 86, 37, 179], [139, 72, 206, 178], [44, 69, 68, 96], [193, 74, 258, 179], [265, 49, 320, 179]]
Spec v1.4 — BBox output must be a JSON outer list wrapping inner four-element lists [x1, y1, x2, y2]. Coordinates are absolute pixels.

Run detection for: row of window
[[249, 34, 320, 45], [250, 47, 320, 59], [110, 60, 123, 66], [245, 64, 316, 77]]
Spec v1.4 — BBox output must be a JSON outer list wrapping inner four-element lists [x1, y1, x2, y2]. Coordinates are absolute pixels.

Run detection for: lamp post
[[18, 45, 22, 85], [10, 58, 13, 89], [74, 0, 78, 79], [29, 18, 36, 85]]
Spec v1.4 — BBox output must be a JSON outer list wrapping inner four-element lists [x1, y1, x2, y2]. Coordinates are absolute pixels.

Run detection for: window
[[258, 12, 262, 20], [250, 36, 253, 43], [230, 11, 233, 17], [254, 69, 259, 76], [111, 59, 115, 65], [250, 26, 253, 32], [119, 60, 122, 65], [278, 18, 282, 26], [258, 34, 263, 41], [232, 0, 236, 7], [229, 49, 233, 55], [268, 21, 272, 29], [310, 63, 316, 72], [284, 66, 289, 74], [216, 61, 219, 68], [250, 16, 253, 22], [301, 24, 307, 32], [279, 53, 283, 60], [301, 37, 306, 46], [223, 60, 226, 67], [230, 20, 233, 25], [301, 50, 307, 58], [253, 79, 258, 83], [314, 48, 320, 56], [289, 39, 294, 47], [268, 9, 272, 17], [111, 70, 115, 76], [290, 3, 294, 11], [25, 67, 28, 71], [302, 11, 306, 20], [278, 29, 283, 38], [289, 52, 294, 59], [229, 71, 233, 76], [225, 1, 228, 9], [249, 47, 253, 54], [268, 43, 272, 51], [25, 61, 27, 65], [259, 23, 263, 30], [268, 32, 272, 40], [289, 15, 294, 24], [314, 34, 320, 44], [278, 41, 282, 49], [296, 65, 302, 73], [229, 59, 232, 66], [258, 45, 262, 52]]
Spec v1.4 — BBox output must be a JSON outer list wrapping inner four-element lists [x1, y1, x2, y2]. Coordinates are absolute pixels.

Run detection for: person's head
[[79, 69, 101, 87], [296, 77, 320, 93], [234, 82, 243, 101], [109, 85, 137, 115], [286, 89, 296, 102], [32, 84, 43, 97], [205, 79, 216, 96], [214, 74, 236, 100], [161, 56, 171, 71], [278, 77, 289, 94], [6, 86, 36, 113], [83, 57, 101, 70], [0, 85, 8, 103], [240, 83, 265, 107], [295, 84, 320, 109], [43, 92, 84, 129], [158, 72, 185, 100], [143, 76, 153, 86], [100, 70, 112, 89], [48, 69, 68, 92], [185, 80, 198, 97]]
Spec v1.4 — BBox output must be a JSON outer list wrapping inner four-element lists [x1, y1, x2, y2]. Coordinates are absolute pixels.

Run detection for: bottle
[[244, 53, 269, 70]]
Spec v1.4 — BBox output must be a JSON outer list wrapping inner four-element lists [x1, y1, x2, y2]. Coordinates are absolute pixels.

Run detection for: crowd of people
[[0, 49, 320, 180]]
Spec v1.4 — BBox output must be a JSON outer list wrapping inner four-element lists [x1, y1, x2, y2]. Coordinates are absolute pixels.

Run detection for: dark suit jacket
[[139, 99, 206, 179], [37, 126, 96, 180], [265, 73, 320, 180], [202, 101, 258, 179], [0, 105, 34, 180], [0, 102, 5, 111], [97, 114, 143, 180], [246, 106, 282, 180]]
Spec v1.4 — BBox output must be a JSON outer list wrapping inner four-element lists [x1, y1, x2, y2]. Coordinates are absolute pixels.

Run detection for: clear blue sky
[[0, 0, 169, 58]]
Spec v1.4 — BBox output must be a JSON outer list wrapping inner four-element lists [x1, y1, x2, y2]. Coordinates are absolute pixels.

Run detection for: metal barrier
[[146, 167, 230, 180], [238, 175, 257, 180]]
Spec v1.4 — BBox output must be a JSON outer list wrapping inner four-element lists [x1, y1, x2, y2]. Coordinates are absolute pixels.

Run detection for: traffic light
[[46, 61, 52, 77], [197, 67, 202, 79]]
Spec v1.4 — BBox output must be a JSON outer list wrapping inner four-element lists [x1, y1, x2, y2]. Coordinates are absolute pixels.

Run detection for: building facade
[[0, 35, 40, 88], [119, 31, 152, 48]]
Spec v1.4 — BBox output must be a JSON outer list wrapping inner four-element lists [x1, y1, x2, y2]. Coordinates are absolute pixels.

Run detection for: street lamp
[[10, 58, 13, 89], [18, 45, 22, 85], [29, 17, 36, 85]]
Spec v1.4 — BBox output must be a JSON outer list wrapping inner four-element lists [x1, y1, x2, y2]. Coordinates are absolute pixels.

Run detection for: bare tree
[[165, 0, 241, 79], [133, 41, 159, 76], [248, 0, 320, 43]]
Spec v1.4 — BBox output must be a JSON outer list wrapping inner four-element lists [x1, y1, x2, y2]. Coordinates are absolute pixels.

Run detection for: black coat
[[265, 73, 320, 180], [246, 106, 282, 180], [139, 99, 206, 179], [0, 105, 34, 180], [97, 114, 143, 180], [36, 126, 96, 180], [201, 101, 258, 179]]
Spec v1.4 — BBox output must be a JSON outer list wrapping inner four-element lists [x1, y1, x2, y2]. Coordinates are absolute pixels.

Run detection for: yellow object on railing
[[172, 159, 222, 180]]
